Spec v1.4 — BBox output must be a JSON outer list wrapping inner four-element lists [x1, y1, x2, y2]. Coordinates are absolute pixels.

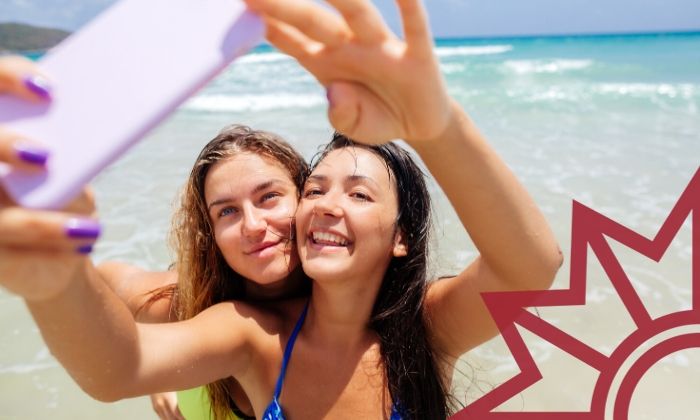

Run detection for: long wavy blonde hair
[[144, 125, 309, 419]]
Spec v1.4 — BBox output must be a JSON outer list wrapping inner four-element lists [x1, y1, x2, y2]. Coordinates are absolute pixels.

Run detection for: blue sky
[[1, 0, 699, 37]]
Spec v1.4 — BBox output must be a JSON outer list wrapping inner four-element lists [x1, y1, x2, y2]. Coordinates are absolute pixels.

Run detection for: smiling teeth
[[312, 231, 349, 246]]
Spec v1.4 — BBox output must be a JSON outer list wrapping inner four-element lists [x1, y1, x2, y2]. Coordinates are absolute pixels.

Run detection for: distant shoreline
[[433, 29, 700, 43], [10, 28, 700, 58]]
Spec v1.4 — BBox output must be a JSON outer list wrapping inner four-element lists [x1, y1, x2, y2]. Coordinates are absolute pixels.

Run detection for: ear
[[392, 229, 408, 257]]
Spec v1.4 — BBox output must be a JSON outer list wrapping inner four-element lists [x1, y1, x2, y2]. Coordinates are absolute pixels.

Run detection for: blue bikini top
[[260, 303, 405, 420]]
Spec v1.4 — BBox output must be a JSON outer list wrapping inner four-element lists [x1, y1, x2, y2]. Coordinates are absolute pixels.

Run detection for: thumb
[[326, 81, 360, 137], [325, 81, 399, 145]]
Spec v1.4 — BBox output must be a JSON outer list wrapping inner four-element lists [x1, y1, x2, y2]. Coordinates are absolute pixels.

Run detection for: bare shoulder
[[189, 298, 308, 370]]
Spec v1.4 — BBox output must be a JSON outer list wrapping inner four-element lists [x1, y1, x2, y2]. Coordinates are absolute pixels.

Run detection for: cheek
[[213, 224, 240, 259]]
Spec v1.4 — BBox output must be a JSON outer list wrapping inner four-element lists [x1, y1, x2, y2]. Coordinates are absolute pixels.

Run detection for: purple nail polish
[[14, 144, 50, 166], [76, 244, 94, 255], [65, 219, 102, 239], [22, 75, 52, 100]]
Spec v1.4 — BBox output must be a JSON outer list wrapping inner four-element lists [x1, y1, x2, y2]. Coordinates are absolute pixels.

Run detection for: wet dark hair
[[311, 133, 450, 419]]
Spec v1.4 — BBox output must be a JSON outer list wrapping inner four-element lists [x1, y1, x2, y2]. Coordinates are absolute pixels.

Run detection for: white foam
[[183, 93, 325, 112], [0, 361, 56, 374], [236, 51, 293, 64], [504, 59, 593, 75], [435, 45, 513, 57], [595, 83, 697, 99], [440, 63, 466, 74]]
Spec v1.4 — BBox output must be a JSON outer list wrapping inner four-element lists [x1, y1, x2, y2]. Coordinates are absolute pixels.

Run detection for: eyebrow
[[207, 179, 287, 211], [306, 174, 381, 190]]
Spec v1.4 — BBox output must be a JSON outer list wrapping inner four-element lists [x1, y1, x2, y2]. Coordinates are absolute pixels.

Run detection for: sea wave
[[595, 83, 697, 99], [435, 45, 513, 57], [0, 361, 56, 374], [237, 52, 293, 64], [183, 93, 325, 112], [504, 59, 593, 75], [504, 83, 698, 104]]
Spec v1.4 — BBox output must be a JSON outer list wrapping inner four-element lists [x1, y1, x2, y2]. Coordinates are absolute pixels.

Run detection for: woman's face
[[295, 147, 406, 284], [204, 152, 300, 286]]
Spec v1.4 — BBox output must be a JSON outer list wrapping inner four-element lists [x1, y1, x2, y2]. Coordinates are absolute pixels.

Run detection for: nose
[[312, 190, 344, 218], [241, 204, 267, 238]]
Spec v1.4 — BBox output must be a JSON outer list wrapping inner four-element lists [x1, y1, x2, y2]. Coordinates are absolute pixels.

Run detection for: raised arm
[[244, 0, 562, 356]]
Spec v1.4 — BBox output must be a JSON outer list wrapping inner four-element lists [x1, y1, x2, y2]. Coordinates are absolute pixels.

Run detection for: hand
[[150, 392, 185, 420], [0, 56, 100, 301], [244, 0, 454, 145]]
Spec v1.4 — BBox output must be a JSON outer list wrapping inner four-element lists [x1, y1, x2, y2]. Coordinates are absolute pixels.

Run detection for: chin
[[301, 260, 353, 284]]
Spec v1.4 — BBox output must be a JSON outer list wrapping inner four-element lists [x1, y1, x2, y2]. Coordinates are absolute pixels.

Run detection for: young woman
[[97, 124, 311, 420], [0, 0, 562, 418]]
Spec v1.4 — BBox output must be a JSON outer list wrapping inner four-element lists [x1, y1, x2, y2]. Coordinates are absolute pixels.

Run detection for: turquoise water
[[3, 33, 699, 417]]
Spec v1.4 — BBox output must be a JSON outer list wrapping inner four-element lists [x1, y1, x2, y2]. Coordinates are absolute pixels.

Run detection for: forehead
[[204, 152, 294, 195], [311, 147, 394, 188]]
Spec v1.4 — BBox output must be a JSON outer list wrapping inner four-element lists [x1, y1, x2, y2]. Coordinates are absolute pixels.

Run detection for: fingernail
[[64, 218, 101, 239], [22, 74, 52, 100], [14, 143, 50, 166], [76, 244, 94, 255]]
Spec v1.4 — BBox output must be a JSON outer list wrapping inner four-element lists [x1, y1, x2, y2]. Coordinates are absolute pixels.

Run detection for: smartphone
[[0, 0, 263, 209]]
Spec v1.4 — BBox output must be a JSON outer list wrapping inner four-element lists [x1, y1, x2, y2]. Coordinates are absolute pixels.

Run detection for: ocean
[[1, 32, 699, 418]]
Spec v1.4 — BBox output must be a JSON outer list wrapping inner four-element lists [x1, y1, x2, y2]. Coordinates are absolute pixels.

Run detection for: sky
[[0, 0, 699, 38]]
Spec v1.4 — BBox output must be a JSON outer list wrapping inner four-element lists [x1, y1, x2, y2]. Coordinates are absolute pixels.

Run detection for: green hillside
[[0, 22, 70, 52]]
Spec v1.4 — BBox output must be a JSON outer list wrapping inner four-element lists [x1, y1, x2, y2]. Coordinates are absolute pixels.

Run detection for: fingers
[[0, 126, 51, 171], [245, 0, 350, 48], [396, 0, 434, 53], [324, 0, 389, 43], [264, 16, 321, 59], [0, 55, 52, 102], [0, 207, 100, 254], [63, 187, 97, 216], [150, 392, 183, 420]]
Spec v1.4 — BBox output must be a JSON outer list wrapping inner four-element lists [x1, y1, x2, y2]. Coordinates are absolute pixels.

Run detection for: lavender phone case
[[0, 0, 263, 209]]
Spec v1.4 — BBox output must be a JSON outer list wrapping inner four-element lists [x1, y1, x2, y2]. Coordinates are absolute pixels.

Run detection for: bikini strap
[[272, 302, 309, 400]]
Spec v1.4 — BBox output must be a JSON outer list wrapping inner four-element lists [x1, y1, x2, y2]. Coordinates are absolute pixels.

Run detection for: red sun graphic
[[451, 167, 700, 420]]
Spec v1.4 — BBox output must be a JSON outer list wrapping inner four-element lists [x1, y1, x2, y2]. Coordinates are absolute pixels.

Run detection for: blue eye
[[219, 207, 238, 218]]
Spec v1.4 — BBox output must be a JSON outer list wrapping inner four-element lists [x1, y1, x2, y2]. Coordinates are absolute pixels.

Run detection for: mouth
[[308, 229, 352, 248], [246, 240, 283, 255]]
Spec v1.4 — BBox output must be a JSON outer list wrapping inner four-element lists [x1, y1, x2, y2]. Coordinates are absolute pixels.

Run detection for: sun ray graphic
[[451, 167, 700, 420]]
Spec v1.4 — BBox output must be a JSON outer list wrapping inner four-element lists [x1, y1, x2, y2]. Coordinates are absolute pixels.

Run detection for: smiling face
[[296, 147, 407, 284], [204, 152, 300, 286]]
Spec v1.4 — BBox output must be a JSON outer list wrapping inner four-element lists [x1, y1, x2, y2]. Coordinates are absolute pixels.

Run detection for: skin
[[0, 1, 563, 418], [99, 153, 304, 419]]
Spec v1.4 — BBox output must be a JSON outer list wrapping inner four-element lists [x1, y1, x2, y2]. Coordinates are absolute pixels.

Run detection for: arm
[[244, 0, 562, 356], [0, 57, 254, 402], [98, 261, 178, 323], [97, 262, 183, 420], [415, 103, 562, 355], [25, 266, 254, 401]]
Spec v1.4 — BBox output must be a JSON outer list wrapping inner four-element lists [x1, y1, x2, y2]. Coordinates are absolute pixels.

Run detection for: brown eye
[[303, 188, 323, 198], [261, 192, 281, 203], [350, 191, 371, 201]]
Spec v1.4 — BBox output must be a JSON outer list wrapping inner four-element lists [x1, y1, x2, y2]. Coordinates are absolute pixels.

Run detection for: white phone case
[[0, 0, 263, 209]]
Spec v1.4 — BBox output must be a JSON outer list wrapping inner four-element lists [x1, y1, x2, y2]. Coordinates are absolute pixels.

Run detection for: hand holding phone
[[0, 0, 263, 209]]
